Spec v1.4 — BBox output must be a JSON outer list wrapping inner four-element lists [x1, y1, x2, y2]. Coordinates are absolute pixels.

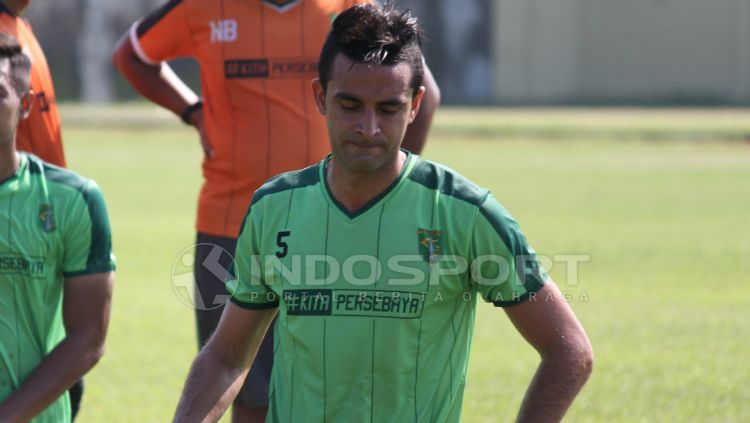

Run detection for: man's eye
[[380, 105, 401, 115], [338, 101, 358, 110]]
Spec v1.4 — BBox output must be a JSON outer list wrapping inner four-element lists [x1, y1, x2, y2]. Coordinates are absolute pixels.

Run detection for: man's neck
[[327, 151, 408, 213], [0, 143, 20, 183]]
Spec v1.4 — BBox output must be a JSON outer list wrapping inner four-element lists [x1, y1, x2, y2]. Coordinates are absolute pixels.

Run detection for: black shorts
[[194, 233, 275, 409]]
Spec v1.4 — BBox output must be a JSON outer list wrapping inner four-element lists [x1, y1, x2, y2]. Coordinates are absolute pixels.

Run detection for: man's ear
[[19, 90, 33, 120], [408, 86, 425, 124], [312, 78, 326, 115]]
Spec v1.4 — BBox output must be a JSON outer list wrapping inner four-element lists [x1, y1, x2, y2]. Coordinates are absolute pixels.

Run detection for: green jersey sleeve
[[62, 180, 116, 277], [230, 204, 280, 309], [470, 193, 547, 306]]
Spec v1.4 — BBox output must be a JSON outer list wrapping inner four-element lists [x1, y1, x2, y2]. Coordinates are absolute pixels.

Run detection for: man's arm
[[173, 303, 278, 423], [111, 31, 211, 157], [0, 272, 114, 422], [504, 281, 594, 423], [402, 61, 440, 154]]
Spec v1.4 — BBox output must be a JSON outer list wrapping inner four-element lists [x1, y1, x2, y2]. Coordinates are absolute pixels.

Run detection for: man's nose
[[356, 108, 381, 139]]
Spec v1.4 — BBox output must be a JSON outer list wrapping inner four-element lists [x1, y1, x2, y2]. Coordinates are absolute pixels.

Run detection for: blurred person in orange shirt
[[0, 0, 65, 167]]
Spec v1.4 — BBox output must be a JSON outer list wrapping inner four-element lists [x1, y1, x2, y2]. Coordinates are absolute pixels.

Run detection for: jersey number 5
[[276, 231, 291, 258]]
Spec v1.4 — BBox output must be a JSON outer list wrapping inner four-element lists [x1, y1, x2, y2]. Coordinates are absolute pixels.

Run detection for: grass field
[[59, 105, 750, 422]]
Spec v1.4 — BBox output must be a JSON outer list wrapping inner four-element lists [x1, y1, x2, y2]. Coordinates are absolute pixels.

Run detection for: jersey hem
[[491, 279, 547, 308], [63, 265, 116, 278], [196, 225, 240, 239], [230, 297, 280, 310]]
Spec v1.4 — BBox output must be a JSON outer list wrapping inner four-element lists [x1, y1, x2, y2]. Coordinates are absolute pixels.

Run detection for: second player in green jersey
[[0, 34, 115, 423]]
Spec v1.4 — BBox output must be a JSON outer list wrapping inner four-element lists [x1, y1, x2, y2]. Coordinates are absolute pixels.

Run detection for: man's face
[[313, 54, 424, 174], [0, 59, 31, 145]]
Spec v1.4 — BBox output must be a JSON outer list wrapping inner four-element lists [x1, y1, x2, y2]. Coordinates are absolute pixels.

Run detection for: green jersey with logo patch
[[0, 153, 115, 423], [231, 153, 546, 423]]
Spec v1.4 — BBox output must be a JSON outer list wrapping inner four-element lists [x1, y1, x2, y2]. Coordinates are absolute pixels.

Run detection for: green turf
[[61, 105, 750, 422]]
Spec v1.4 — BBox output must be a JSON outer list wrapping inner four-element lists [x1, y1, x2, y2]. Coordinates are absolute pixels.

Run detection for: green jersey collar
[[320, 150, 417, 220]]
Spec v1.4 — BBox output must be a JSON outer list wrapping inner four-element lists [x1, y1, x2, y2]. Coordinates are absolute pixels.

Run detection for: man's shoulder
[[407, 156, 488, 207], [27, 154, 82, 185], [252, 162, 322, 206], [25, 154, 101, 199]]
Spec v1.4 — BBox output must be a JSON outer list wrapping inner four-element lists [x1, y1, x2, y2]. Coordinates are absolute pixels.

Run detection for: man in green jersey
[[0, 33, 115, 422], [174, 4, 593, 423]]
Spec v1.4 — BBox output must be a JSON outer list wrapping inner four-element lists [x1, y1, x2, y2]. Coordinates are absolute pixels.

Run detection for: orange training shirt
[[132, 0, 370, 237], [0, 6, 66, 167]]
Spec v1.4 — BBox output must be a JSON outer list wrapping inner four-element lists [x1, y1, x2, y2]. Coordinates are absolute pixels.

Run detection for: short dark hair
[[318, 3, 424, 97], [0, 32, 31, 95]]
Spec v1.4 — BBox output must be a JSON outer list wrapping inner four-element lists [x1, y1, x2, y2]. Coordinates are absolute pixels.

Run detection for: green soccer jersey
[[0, 153, 115, 423], [231, 153, 547, 423]]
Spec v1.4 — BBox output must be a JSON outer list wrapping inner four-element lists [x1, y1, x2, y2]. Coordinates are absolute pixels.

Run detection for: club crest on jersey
[[38, 204, 55, 232], [418, 228, 443, 263]]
